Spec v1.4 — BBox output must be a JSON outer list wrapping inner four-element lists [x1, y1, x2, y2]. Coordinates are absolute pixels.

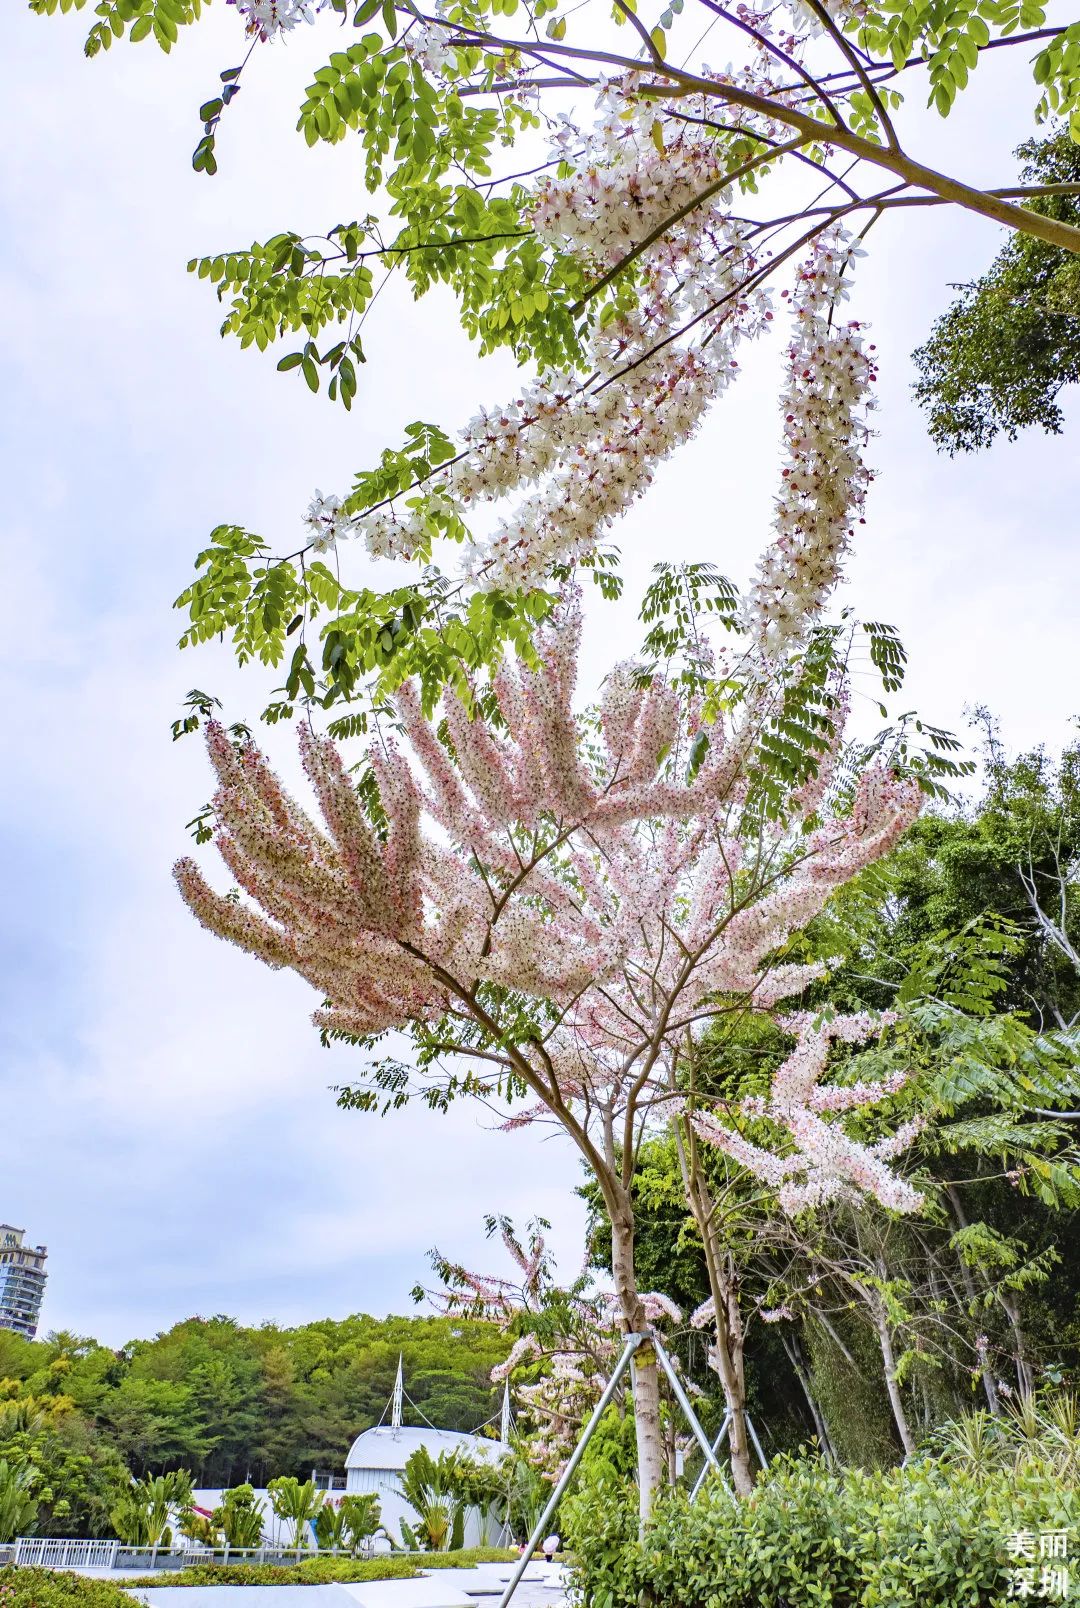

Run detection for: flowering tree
[[174, 289, 931, 1511]]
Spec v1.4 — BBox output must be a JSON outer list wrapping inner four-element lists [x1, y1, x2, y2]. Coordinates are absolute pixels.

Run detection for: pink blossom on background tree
[[422, 1219, 691, 1480]]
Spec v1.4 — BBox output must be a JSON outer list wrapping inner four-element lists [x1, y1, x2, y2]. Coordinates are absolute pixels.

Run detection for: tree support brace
[[496, 1333, 729, 1608]]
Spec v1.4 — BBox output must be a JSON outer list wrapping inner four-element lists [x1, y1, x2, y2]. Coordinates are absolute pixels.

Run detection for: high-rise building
[[0, 1225, 48, 1339]]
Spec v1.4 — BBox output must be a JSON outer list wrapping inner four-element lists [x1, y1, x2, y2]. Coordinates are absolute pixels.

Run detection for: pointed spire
[[500, 1380, 511, 1445], [391, 1354, 404, 1433]]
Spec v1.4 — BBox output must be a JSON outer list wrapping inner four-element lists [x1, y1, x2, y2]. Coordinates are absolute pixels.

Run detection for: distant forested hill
[[0, 1311, 508, 1523]]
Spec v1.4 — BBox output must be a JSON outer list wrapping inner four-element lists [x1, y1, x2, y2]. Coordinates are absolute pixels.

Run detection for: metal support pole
[[689, 1408, 768, 1501], [653, 1341, 736, 1505], [690, 1414, 731, 1501], [496, 1333, 643, 1608], [652, 1340, 724, 1475], [745, 1413, 768, 1471]]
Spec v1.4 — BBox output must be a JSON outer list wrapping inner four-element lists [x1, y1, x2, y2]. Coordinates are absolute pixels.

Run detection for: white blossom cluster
[[306, 72, 877, 629], [690, 1011, 924, 1215], [741, 229, 877, 650], [302, 489, 351, 554], [795, 0, 866, 36], [325, 75, 779, 588], [229, 0, 322, 40], [400, 17, 455, 75]]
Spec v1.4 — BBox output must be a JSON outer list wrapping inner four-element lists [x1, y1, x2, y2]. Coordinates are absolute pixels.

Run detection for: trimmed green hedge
[[562, 1455, 1077, 1607], [125, 1547, 517, 1586]]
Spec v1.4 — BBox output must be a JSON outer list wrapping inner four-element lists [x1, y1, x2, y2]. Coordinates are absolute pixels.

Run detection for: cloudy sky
[[2, 2, 1077, 1348]]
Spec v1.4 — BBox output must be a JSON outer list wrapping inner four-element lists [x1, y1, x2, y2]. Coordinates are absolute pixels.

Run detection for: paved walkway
[[126, 1563, 570, 1608]]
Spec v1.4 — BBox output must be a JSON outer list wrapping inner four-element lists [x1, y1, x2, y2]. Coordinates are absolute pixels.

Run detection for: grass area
[[124, 1547, 519, 1587]]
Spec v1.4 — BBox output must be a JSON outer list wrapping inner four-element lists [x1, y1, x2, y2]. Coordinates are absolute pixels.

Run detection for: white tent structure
[[344, 1358, 511, 1549]]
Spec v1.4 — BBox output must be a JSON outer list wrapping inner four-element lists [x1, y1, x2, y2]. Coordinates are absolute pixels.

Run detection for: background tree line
[[0, 1314, 506, 1536]]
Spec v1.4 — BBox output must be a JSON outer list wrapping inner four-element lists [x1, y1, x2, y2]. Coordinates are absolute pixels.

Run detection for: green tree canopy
[[914, 131, 1080, 453]]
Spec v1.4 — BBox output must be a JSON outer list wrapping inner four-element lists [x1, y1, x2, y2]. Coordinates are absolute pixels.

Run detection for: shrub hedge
[[0, 1570, 134, 1608], [125, 1546, 517, 1586], [562, 1454, 1077, 1607]]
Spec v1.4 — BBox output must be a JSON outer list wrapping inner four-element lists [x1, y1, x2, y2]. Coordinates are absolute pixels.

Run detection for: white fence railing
[[13, 1539, 120, 1569], [7, 1540, 377, 1572]]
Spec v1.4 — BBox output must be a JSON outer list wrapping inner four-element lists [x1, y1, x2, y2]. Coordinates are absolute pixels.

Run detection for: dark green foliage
[[802, 1317, 900, 1471], [913, 131, 1080, 452], [578, 728, 1080, 1478], [0, 1414, 130, 1540], [562, 1453, 1078, 1607], [863, 728, 1080, 1028]]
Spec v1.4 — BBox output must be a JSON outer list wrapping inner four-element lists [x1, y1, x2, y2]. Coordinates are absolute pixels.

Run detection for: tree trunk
[[782, 1331, 836, 1465], [873, 1307, 916, 1458], [709, 1279, 755, 1496], [672, 1122, 755, 1496], [663, 1412, 678, 1484], [609, 1203, 666, 1528], [998, 1290, 1035, 1397]]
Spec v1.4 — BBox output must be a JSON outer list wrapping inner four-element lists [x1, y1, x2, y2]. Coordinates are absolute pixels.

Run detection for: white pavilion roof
[[344, 1424, 505, 1472]]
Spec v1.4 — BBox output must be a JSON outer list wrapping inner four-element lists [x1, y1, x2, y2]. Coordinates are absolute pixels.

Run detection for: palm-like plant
[[110, 1470, 193, 1548], [313, 1501, 348, 1552], [213, 1484, 266, 1548], [110, 1489, 151, 1548], [936, 1391, 1080, 1481], [342, 1493, 381, 1552], [177, 1507, 219, 1546], [267, 1476, 324, 1549], [398, 1448, 466, 1552], [0, 1460, 38, 1544], [313, 1493, 381, 1554]]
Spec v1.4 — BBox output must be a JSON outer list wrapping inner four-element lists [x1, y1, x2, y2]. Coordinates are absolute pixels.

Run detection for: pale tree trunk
[[673, 1117, 756, 1496], [947, 1180, 1033, 1397], [943, 1185, 1001, 1415], [709, 1269, 755, 1496], [872, 1304, 916, 1458], [998, 1290, 1035, 1397], [609, 1199, 666, 1528], [664, 1413, 678, 1484]]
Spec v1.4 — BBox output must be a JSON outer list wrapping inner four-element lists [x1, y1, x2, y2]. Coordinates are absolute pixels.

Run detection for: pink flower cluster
[[177, 590, 923, 1229], [426, 1227, 684, 1477], [690, 1012, 925, 1215]]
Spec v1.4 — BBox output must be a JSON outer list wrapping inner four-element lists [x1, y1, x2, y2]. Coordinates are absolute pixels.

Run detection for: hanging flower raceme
[[741, 230, 877, 651], [304, 70, 873, 599]]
